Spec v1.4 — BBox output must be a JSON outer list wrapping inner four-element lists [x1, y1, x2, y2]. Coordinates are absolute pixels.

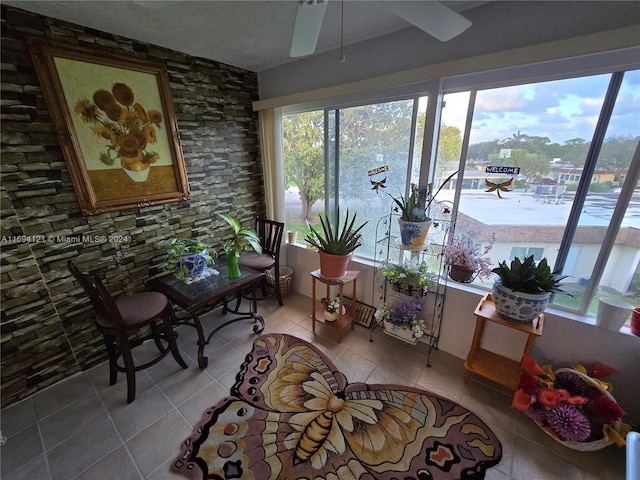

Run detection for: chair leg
[[118, 336, 137, 404], [161, 312, 187, 369], [150, 322, 167, 353], [101, 329, 119, 386]]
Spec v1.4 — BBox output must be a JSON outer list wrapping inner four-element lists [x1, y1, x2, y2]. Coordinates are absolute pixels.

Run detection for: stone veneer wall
[[0, 6, 263, 408]]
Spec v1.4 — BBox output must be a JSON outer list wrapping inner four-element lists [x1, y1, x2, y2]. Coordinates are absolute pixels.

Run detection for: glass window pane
[[557, 70, 640, 320], [283, 110, 325, 242], [455, 74, 615, 301], [337, 100, 417, 260]]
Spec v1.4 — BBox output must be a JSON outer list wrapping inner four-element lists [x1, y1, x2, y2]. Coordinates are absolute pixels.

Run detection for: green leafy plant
[[491, 255, 569, 294], [389, 171, 458, 222], [217, 214, 262, 257], [304, 211, 367, 256], [381, 260, 437, 290], [166, 237, 217, 282]]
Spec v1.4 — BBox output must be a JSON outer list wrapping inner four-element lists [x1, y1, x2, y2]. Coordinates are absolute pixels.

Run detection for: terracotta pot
[[318, 251, 350, 279], [449, 264, 476, 283], [398, 218, 432, 247]]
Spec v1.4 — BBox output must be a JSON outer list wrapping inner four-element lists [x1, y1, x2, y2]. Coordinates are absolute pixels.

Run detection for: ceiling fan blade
[[384, 1, 471, 42], [290, 0, 328, 58]]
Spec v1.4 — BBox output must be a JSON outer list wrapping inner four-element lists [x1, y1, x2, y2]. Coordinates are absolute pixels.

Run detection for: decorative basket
[[390, 281, 428, 298], [533, 368, 622, 451], [266, 266, 293, 297]]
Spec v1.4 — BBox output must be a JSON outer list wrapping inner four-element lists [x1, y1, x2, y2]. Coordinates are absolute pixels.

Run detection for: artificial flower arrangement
[[511, 354, 629, 450], [442, 229, 496, 281], [374, 301, 426, 339], [381, 260, 437, 297]]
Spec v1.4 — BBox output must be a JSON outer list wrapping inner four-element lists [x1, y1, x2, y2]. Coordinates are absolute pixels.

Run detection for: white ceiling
[[3, 0, 490, 72]]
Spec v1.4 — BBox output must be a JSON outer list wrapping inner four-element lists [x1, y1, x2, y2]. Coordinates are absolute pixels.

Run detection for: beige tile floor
[[0, 292, 628, 480]]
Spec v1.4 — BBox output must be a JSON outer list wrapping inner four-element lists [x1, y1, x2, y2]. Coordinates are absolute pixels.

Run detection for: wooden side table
[[464, 293, 544, 390], [311, 269, 359, 343]]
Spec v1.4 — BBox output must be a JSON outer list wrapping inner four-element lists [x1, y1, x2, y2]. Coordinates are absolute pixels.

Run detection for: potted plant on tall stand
[[389, 171, 457, 247], [218, 214, 262, 279], [304, 210, 367, 279], [491, 255, 570, 322]]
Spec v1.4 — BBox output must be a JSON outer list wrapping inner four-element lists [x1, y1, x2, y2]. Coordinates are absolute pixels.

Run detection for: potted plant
[[381, 260, 437, 298], [443, 230, 495, 283], [374, 301, 426, 344], [167, 237, 217, 283], [491, 255, 569, 322], [304, 210, 367, 279], [321, 296, 346, 321], [389, 171, 458, 247], [218, 214, 262, 279]]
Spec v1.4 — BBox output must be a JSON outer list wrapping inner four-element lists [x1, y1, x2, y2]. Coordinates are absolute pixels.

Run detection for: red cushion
[[238, 253, 275, 271]]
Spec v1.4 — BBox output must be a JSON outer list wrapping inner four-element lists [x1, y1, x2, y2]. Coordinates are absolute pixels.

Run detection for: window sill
[[445, 280, 639, 338]]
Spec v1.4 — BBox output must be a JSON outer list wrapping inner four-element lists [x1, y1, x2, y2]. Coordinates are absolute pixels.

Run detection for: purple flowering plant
[[374, 301, 426, 338], [443, 229, 496, 280]]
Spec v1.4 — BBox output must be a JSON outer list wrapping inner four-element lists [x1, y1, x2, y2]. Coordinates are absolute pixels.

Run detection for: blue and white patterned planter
[[491, 280, 551, 323], [178, 251, 210, 279], [398, 219, 432, 247]]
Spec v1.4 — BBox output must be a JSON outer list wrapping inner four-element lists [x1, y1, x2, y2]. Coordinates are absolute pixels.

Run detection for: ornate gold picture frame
[[27, 36, 190, 215]]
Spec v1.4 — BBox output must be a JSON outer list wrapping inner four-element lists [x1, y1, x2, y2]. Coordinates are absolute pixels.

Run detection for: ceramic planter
[[398, 218, 432, 247], [595, 298, 633, 331], [491, 280, 551, 323], [383, 319, 417, 344], [324, 305, 346, 322], [178, 251, 210, 279]]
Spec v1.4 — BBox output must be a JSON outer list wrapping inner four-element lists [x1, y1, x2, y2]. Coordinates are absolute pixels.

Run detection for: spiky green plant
[[218, 214, 262, 257], [491, 255, 569, 294], [304, 211, 367, 256]]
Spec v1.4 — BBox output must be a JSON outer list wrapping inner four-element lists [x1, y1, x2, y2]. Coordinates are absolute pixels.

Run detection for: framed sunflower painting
[[26, 36, 190, 215]]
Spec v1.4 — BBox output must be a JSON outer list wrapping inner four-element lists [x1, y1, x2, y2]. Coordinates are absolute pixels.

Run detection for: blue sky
[[443, 69, 640, 145]]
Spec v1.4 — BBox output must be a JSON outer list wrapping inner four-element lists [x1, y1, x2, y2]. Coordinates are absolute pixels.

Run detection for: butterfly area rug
[[174, 333, 502, 480]]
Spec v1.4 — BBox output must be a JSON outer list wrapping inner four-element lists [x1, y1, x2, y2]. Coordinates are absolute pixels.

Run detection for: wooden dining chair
[[68, 261, 187, 403], [238, 216, 285, 306]]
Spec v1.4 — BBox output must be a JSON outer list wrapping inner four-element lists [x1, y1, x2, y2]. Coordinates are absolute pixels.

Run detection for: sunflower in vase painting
[[74, 83, 163, 182]]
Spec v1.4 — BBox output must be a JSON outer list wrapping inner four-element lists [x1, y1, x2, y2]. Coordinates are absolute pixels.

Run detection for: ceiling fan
[[290, 0, 472, 58]]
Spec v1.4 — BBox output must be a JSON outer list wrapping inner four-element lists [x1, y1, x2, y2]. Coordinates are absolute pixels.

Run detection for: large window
[[282, 60, 639, 324], [441, 70, 639, 318], [284, 99, 426, 258]]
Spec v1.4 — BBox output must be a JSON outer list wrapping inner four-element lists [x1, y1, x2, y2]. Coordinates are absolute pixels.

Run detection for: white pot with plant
[[491, 255, 570, 323], [389, 171, 457, 247], [322, 296, 346, 321], [374, 301, 426, 345], [167, 237, 217, 283]]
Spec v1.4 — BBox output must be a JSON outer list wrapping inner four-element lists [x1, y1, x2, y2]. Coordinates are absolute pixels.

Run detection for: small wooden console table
[[464, 293, 544, 390], [310, 269, 359, 343]]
